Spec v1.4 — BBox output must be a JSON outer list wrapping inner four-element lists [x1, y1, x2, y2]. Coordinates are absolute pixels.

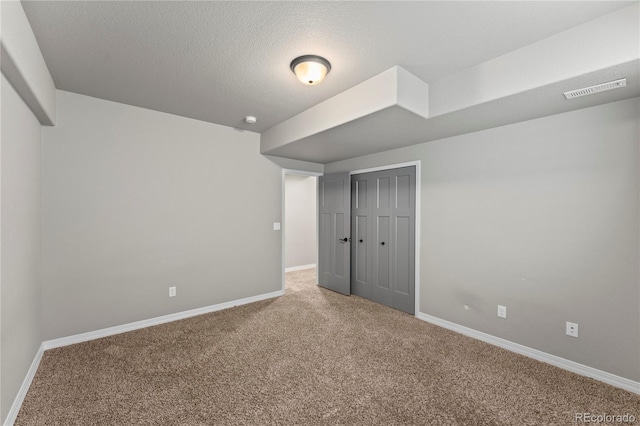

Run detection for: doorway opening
[[281, 169, 321, 293]]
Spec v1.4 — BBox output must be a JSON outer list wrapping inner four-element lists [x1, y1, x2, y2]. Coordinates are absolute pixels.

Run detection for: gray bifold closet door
[[318, 172, 351, 295], [351, 166, 416, 314]]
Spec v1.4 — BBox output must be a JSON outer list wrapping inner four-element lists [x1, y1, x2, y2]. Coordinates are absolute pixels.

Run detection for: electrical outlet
[[273, 222, 281, 231], [497, 305, 507, 318], [464, 305, 470, 310], [169, 286, 176, 297], [566, 321, 579, 338]]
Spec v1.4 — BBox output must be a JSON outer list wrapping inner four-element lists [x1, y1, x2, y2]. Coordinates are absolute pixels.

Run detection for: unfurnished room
[[1, 1, 639, 425]]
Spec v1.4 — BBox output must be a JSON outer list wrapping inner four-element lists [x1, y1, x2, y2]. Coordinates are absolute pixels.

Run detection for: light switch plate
[[273, 222, 281, 231]]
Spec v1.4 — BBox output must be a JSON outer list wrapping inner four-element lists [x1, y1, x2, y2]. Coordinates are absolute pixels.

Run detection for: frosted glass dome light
[[290, 55, 331, 86]]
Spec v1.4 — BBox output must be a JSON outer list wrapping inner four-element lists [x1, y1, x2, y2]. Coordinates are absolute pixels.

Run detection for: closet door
[[389, 167, 416, 314], [351, 174, 372, 299], [351, 166, 415, 314], [371, 171, 393, 308]]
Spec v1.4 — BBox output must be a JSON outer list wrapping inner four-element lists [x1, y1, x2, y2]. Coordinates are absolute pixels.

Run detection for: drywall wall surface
[[1, 73, 42, 422], [325, 98, 640, 381], [0, 0, 56, 125], [285, 175, 317, 268], [42, 91, 282, 340]]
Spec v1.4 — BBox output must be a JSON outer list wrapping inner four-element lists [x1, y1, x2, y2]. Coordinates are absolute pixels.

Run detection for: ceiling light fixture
[[290, 55, 331, 86]]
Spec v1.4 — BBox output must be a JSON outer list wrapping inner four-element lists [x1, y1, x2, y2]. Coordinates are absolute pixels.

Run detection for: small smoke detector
[[244, 116, 257, 124], [564, 78, 626, 100]]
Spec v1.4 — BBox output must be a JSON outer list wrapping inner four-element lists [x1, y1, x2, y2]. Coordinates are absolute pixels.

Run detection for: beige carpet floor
[[17, 269, 639, 425]]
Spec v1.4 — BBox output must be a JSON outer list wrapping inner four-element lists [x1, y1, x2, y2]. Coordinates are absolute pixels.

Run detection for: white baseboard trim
[[43, 290, 284, 350], [284, 263, 316, 273], [4, 343, 45, 426], [416, 312, 639, 394]]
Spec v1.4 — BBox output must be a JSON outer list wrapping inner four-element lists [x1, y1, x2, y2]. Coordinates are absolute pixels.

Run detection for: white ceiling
[[23, 0, 633, 139]]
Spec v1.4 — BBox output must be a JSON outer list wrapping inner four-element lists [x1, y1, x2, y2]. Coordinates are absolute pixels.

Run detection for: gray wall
[[42, 91, 282, 340], [285, 175, 317, 269], [1, 73, 43, 421], [325, 97, 640, 381]]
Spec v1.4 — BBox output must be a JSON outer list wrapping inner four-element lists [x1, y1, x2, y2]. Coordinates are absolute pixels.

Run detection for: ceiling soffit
[[260, 4, 640, 164]]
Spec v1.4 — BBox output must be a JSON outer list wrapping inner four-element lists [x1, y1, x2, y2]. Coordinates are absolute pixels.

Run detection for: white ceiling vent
[[564, 78, 626, 100]]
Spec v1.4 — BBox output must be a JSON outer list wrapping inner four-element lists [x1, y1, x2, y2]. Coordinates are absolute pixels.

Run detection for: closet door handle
[[381, 242, 386, 246], [359, 239, 364, 243], [339, 237, 348, 243]]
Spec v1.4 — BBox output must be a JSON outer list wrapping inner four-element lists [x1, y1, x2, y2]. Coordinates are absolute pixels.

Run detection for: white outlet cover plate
[[273, 222, 281, 231], [566, 321, 579, 337], [497, 305, 507, 318], [169, 286, 176, 297]]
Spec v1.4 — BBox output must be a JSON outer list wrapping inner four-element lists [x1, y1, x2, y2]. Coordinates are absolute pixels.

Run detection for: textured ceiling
[[23, 1, 632, 134]]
